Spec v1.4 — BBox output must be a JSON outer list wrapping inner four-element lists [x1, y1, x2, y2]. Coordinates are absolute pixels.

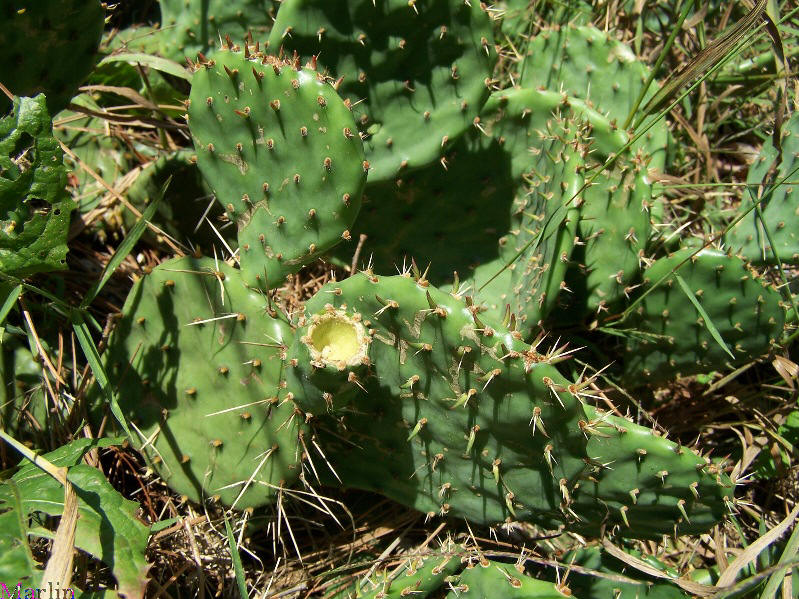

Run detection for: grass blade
[[0, 284, 22, 327], [673, 272, 735, 359], [639, 0, 767, 121], [71, 310, 132, 440], [759, 514, 799, 599], [80, 178, 168, 310], [224, 514, 249, 599], [97, 52, 192, 82]]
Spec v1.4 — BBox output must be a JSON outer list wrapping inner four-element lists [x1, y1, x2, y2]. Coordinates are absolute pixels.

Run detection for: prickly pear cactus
[[567, 151, 653, 317], [269, 0, 496, 181], [518, 25, 652, 129], [619, 248, 785, 383], [188, 46, 367, 289], [342, 541, 569, 599], [0, 95, 76, 276], [726, 112, 799, 264], [158, 0, 279, 61], [103, 256, 305, 507], [448, 560, 569, 598], [285, 272, 733, 537], [0, 1, 105, 115], [356, 546, 461, 598], [497, 110, 583, 336], [558, 545, 690, 598]]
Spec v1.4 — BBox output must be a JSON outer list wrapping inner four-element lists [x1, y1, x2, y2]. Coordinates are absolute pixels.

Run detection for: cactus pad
[[189, 47, 366, 289], [0, 1, 105, 115], [620, 248, 785, 382], [103, 256, 305, 507], [269, 0, 496, 181], [158, 0, 278, 61], [519, 24, 652, 128], [286, 272, 733, 537], [726, 112, 799, 264]]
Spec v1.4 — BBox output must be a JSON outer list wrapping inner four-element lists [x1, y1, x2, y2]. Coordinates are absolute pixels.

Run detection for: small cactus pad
[[157, 0, 278, 61], [358, 546, 461, 598], [286, 273, 732, 537], [726, 112, 799, 264], [189, 48, 366, 289], [103, 256, 305, 507], [620, 248, 785, 382], [269, 0, 496, 181], [0, 96, 76, 275], [449, 560, 569, 598], [519, 24, 652, 128], [0, 1, 105, 115]]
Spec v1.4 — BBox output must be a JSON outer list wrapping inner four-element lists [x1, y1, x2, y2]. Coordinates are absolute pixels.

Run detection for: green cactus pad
[[358, 546, 461, 598], [158, 0, 278, 61], [0, 1, 105, 115], [0, 95, 76, 276], [449, 561, 569, 598], [559, 545, 690, 598], [726, 112, 799, 264], [498, 117, 582, 337], [286, 273, 733, 537], [619, 248, 785, 382], [347, 133, 514, 283], [189, 47, 366, 289], [268, 0, 496, 181], [518, 24, 653, 130], [103, 256, 305, 507], [567, 152, 653, 317]]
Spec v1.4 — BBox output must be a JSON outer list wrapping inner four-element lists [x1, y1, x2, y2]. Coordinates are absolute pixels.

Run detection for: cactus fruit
[[268, 0, 496, 181], [188, 46, 366, 289], [157, 0, 278, 61], [619, 248, 785, 383], [726, 112, 799, 264], [285, 272, 733, 537], [0, 95, 76, 276], [103, 256, 305, 507], [0, 1, 105, 116]]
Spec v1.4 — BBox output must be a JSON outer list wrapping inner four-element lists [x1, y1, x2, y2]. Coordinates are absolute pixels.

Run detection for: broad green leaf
[[0, 96, 76, 276], [0, 438, 149, 599]]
